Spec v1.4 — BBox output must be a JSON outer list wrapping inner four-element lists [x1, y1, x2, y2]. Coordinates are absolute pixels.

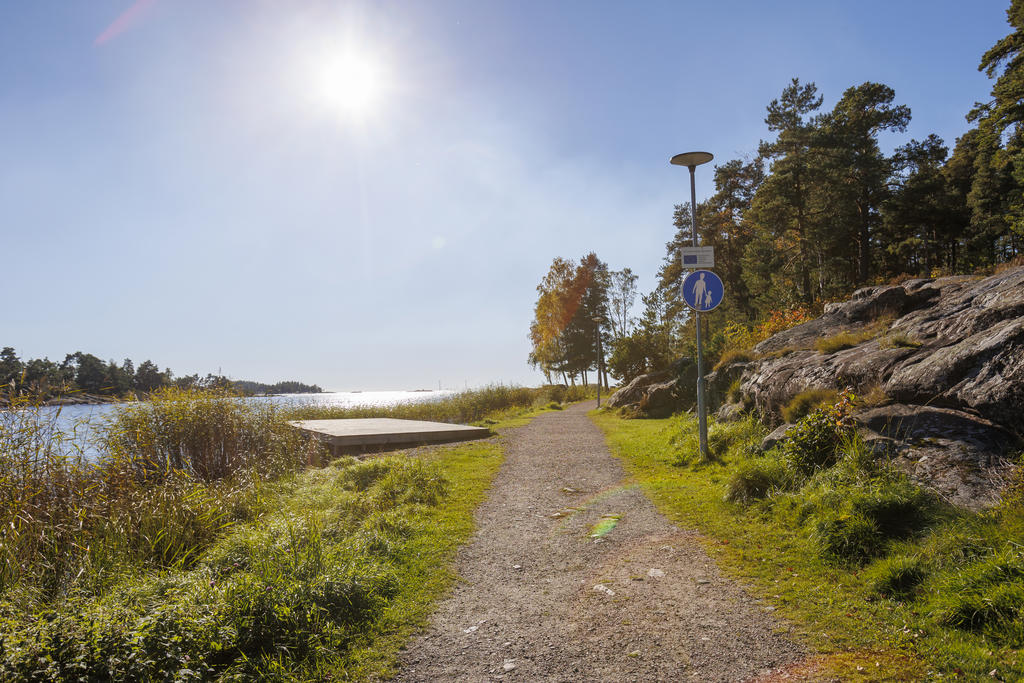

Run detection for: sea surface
[[19, 391, 454, 462]]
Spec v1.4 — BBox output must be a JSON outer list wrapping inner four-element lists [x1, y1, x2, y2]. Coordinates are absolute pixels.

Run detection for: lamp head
[[670, 151, 714, 167]]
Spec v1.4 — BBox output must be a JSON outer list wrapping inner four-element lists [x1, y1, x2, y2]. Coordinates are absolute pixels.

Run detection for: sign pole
[[688, 164, 709, 461], [671, 151, 714, 461]]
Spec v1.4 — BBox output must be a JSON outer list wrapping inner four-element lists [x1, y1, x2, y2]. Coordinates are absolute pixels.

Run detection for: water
[[24, 391, 454, 462]]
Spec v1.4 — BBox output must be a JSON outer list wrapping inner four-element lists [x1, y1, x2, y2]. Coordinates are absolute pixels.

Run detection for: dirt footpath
[[393, 402, 804, 682]]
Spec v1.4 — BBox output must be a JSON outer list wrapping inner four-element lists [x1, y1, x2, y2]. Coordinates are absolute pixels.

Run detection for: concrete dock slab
[[288, 418, 491, 453]]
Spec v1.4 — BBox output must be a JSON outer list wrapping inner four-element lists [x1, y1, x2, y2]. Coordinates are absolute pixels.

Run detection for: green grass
[[592, 408, 1024, 680], [0, 440, 505, 680], [0, 384, 564, 680]]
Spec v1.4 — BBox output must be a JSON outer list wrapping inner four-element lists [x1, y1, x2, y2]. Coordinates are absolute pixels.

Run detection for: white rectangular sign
[[680, 246, 715, 268]]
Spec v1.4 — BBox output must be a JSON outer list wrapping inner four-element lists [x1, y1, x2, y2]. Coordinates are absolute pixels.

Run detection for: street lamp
[[671, 151, 713, 460], [592, 316, 605, 407]]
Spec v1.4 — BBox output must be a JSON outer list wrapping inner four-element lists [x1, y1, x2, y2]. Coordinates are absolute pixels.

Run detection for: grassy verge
[[0, 441, 504, 680], [0, 385, 569, 680], [592, 406, 1024, 681]]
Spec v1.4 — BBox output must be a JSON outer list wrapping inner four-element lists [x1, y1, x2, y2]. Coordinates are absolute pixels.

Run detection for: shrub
[[866, 554, 928, 598], [104, 386, 316, 481], [782, 388, 839, 423], [779, 407, 850, 475], [812, 511, 882, 564], [546, 401, 564, 410], [0, 454, 452, 680], [544, 384, 568, 404], [725, 458, 795, 503]]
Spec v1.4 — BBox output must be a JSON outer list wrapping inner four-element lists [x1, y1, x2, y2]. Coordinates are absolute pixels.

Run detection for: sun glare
[[313, 50, 389, 121]]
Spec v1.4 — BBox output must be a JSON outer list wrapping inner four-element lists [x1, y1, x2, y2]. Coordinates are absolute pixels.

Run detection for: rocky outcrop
[[605, 267, 1022, 506], [717, 266, 1024, 508], [605, 358, 696, 418], [734, 267, 1024, 435], [853, 404, 1017, 510]]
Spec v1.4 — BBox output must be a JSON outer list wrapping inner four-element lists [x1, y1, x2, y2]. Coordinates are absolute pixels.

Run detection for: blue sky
[[2, 1, 1011, 390]]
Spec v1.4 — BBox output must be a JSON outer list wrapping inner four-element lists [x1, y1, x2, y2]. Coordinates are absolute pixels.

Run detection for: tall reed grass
[[0, 388, 323, 598], [1, 382, 575, 678], [1, 383, 589, 600], [286, 383, 595, 424]]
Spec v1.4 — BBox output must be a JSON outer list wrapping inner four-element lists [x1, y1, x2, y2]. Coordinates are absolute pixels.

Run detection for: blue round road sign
[[681, 270, 724, 312]]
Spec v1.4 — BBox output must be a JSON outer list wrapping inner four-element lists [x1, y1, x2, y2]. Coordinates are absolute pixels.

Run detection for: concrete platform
[[288, 418, 492, 455]]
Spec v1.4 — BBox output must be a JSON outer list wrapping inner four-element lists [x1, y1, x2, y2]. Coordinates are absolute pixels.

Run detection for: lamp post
[[592, 316, 605, 407], [670, 151, 713, 460]]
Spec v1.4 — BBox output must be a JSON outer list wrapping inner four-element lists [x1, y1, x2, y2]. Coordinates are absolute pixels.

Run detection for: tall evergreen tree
[[747, 78, 825, 307], [880, 135, 966, 276], [820, 82, 911, 283]]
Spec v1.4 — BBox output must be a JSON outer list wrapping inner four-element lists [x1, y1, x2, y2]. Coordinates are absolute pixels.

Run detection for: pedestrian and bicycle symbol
[[681, 269, 724, 312]]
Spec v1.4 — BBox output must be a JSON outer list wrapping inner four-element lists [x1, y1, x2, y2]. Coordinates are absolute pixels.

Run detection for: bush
[[867, 555, 928, 598], [725, 458, 795, 503], [812, 511, 882, 564], [0, 456, 450, 680], [780, 407, 850, 475], [782, 388, 839, 423], [0, 388, 320, 596]]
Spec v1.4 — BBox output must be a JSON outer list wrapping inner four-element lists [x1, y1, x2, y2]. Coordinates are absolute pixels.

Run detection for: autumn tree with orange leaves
[[528, 253, 611, 386]]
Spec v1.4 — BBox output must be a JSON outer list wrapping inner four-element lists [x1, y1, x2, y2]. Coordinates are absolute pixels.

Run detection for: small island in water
[[0, 346, 322, 405]]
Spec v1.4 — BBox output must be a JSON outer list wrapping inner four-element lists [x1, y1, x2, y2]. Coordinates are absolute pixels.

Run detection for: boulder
[[641, 379, 683, 418], [760, 423, 794, 452], [606, 358, 696, 417], [605, 368, 672, 409], [715, 401, 746, 422]]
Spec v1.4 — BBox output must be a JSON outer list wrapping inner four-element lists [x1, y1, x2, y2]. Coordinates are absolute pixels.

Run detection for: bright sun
[[313, 50, 388, 121]]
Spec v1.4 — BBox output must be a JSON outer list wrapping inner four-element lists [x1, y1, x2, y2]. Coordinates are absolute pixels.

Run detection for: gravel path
[[393, 402, 804, 682]]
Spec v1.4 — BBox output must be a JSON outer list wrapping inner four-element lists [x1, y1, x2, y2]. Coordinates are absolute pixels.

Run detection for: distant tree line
[[529, 1, 1024, 384], [0, 347, 322, 399], [231, 379, 325, 396]]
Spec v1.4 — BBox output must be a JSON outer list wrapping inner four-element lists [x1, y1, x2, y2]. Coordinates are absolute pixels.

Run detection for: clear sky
[[2, 1, 1011, 390]]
